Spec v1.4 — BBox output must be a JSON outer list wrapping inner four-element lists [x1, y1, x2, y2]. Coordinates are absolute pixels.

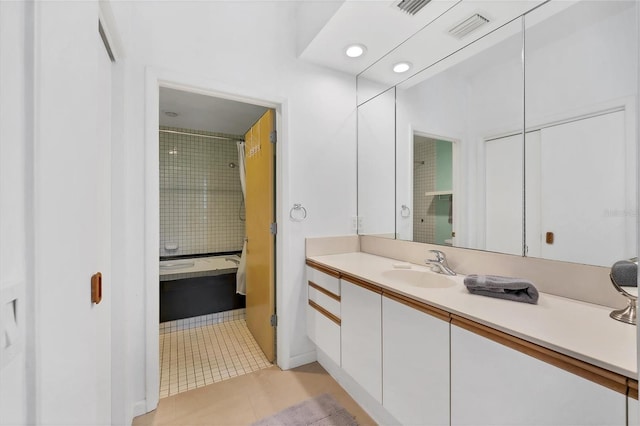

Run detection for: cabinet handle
[[308, 300, 341, 325]]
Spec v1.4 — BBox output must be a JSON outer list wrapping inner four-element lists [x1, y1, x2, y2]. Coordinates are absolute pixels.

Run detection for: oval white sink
[[381, 269, 456, 288]]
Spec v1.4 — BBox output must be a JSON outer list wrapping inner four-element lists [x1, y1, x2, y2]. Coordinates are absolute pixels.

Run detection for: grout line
[[159, 318, 267, 399]]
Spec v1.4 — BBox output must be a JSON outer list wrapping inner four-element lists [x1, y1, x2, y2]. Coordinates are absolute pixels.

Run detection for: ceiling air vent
[[396, 0, 432, 16], [448, 13, 490, 39]]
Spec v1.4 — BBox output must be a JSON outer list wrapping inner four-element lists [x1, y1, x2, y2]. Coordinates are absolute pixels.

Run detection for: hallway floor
[[160, 318, 271, 398], [135, 362, 376, 426]]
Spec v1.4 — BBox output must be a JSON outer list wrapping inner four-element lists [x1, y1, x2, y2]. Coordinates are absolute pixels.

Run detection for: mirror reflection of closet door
[[536, 110, 627, 267], [485, 133, 538, 256], [487, 111, 628, 264], [485, 134, 522, 255]]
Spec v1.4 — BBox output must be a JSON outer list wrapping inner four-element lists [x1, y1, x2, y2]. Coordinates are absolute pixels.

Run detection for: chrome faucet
[[426, 250, 456, 276]]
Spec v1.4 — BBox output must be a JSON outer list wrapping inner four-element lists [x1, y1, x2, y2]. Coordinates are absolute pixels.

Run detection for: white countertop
[[308, 252, 637, 379]]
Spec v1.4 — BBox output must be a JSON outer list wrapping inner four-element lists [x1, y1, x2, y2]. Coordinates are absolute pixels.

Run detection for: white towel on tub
[[236, 240, 247, 295]]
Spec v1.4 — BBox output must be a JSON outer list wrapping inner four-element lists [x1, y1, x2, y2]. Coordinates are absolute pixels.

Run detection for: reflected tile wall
[[413, 136, 436, 243]]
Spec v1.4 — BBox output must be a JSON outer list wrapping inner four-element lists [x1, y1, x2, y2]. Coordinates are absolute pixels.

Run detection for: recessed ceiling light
[[164, 111, 178, 117], [393, 62, 412, 73], [345, 44, 366, 58]]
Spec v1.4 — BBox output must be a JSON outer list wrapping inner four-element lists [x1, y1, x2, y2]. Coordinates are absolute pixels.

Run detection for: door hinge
[[270, 130, 277, 143], [270, 222, 277, 235], [270, 314, 278, 326]]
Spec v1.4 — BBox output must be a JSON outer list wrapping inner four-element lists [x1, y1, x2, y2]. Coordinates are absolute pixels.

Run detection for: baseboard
[[282, 349, 317, 370], [317, 349, 399, 426], [132, 400, 148, 419]]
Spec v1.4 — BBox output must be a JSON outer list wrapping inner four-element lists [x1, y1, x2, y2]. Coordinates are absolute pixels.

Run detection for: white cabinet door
[[451, 325, 626, 426], [341, 279, 382, 402], [382, 296, 450, 426], [629, 397, 639, 426], [306, 304, 341, 366]]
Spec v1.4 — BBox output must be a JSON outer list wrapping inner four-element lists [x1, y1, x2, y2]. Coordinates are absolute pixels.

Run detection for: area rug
[[251, 393, 359, 426]]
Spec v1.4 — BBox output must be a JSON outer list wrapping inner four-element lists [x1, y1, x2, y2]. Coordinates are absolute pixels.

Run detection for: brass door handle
[[545, 232, 554, 245], [91, 272, 102, 304]]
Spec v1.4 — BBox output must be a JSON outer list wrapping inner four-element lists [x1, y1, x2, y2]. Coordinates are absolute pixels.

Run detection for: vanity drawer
[[308, 285, 341, 319], [306, 265, 340, 296], [307, 298, 341, 366]]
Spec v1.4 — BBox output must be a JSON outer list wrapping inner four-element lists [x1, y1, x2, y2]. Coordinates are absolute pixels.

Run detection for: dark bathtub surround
[[160, 273, 245, 322], [159, 126, 245, 257]]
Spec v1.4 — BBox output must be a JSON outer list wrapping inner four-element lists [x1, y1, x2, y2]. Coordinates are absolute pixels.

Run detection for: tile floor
[[160, 308, 246, 334], [134, 362, 376, 426], [160, 317, 271, 398]]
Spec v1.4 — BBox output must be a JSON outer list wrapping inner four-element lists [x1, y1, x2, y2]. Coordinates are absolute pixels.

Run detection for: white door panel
[[0, 1, 30, 424], [538, 111, 627, 266], [485, 134, 523, 255], [35, 2, 112, 424]]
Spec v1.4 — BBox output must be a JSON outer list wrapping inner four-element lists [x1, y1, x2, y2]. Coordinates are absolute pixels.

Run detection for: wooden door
[[244, 110, 275, 362]]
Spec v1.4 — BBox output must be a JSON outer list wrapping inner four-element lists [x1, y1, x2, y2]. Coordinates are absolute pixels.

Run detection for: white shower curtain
[[236, 141, 247, 295]]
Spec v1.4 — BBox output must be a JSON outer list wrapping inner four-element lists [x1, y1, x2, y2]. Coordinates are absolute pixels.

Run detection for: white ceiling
[[299, 0, 461, 76], [299, 0, 549, 89], [359, 0, 545, 88], [159, 87, 268, 136]]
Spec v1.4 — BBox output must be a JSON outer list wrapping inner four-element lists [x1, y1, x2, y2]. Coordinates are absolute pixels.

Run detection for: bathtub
[[159, 254, 241, 281], [159, 253, 244, 322]]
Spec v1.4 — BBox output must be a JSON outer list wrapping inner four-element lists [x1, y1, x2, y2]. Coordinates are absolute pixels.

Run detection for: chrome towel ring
[[290, 203, 308, 222]]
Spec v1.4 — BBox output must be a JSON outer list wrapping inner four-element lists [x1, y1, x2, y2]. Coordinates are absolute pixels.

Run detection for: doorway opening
[[157, 87, 276, 398], [412, 134, 455, 246]]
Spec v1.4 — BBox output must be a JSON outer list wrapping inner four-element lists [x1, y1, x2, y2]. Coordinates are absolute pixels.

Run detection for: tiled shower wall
[[160, 127, 245, 257], [413, 137, 436, 243]]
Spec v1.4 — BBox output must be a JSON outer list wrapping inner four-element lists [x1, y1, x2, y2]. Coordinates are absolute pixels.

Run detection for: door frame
[[407, 128, 460, 245], [143, 67, 286, 412]]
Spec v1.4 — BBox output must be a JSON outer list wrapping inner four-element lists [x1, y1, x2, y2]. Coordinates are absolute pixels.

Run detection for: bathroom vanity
[[305, 250, 638, 426], [304, 0, 639, 423]]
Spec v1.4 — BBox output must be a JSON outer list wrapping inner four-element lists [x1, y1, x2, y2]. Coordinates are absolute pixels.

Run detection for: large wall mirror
[[356, 0, 638, 267], [357, 87, 396, 238]]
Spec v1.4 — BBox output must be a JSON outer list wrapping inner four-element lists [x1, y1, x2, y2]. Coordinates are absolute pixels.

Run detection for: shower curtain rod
[[159, 129, 244, 142]]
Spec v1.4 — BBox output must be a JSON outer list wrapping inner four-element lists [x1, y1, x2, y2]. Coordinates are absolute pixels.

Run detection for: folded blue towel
[[464, 274, 539, 304]]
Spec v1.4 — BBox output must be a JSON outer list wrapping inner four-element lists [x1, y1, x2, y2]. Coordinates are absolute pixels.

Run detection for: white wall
[[0, 1, 33, 424], [295, 1, 344, 57], [109, 2, 357, 422]]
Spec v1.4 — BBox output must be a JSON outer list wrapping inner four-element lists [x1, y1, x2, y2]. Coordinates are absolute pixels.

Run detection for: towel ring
[[290, 203, 307, 222], [400, 204, 411, 218]]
